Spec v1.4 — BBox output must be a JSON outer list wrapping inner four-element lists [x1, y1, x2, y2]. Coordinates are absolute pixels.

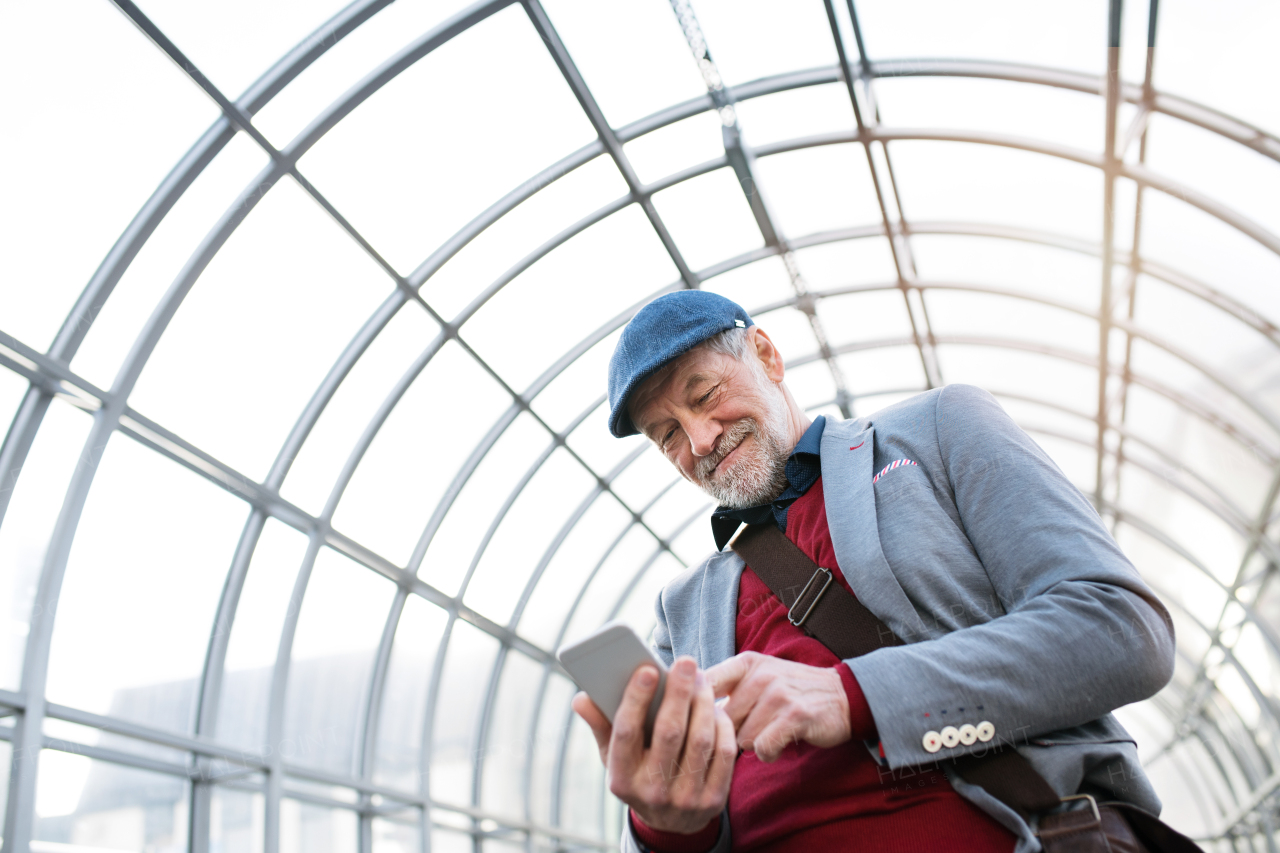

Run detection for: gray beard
[[693, 409, 792, 509]]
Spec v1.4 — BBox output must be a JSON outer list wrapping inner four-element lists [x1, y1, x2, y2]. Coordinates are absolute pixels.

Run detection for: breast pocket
[[874, 464, 1004, 631]]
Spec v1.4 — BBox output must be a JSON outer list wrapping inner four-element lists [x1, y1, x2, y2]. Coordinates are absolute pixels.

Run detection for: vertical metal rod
[[1093, 0, 1124, 509], [825, 0, 937, 389]]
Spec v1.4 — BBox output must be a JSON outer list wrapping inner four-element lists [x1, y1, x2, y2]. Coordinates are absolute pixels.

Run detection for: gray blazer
[[624, 384, 1175, 853]]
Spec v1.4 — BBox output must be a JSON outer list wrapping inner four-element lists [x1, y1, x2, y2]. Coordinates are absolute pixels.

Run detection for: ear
[[750, 327, 786, 383]]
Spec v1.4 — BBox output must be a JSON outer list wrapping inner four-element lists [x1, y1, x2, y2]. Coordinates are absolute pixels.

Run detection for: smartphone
[[557, 621, 668, 742]]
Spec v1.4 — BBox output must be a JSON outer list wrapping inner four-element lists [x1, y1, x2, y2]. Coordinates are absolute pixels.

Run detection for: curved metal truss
[[1, 0, 1279, 850]]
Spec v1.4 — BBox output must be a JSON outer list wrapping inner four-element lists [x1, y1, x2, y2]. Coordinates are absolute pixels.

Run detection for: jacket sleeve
[[847, 384, 1176, 769]]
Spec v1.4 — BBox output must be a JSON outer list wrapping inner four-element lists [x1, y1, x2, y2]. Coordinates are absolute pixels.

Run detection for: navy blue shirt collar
[[710, 416, 826, 551]]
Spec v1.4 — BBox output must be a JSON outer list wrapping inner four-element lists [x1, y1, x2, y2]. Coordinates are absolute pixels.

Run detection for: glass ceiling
[[2, 0, 1279, 850]]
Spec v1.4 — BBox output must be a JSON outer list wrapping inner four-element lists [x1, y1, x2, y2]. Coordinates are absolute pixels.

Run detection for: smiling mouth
[[711, 434, 750, 478]]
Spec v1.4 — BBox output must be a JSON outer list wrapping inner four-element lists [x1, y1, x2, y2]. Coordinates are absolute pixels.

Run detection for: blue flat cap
[[607, 290, 754, 438]]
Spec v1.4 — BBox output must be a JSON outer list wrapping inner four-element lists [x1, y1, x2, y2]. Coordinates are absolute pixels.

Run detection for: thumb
[[705, 653, 751, 698]]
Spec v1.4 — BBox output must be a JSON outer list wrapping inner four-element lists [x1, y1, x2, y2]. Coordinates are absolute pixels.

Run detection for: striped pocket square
[[873, 458, 917, 483]]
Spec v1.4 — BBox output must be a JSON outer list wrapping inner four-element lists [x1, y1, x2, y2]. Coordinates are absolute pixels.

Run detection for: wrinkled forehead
[[628, 345, 730, 436]]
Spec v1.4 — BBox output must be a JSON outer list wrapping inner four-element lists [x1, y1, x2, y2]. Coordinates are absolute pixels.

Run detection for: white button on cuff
[[939, 726, 960, 748], [958, 724, 978, 746], [922, 730, 942, 753], [976, 721, 995, 743]]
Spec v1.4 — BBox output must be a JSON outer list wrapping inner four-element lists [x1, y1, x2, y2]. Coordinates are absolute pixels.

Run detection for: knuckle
[[656, 726, 683, 751]]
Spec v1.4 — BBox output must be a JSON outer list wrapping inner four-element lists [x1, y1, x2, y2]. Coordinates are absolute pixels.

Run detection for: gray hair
[[699, 325, 753, 361]]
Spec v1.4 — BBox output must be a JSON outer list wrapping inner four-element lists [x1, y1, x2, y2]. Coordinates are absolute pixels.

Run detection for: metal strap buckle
[[787, 566, 834, 628], [1059, 793, 1101, 824]]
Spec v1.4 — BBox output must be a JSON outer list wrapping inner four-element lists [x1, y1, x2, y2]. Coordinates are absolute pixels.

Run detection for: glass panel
[[218, 517, 310, 753], [419, 413, 547, 597], [129, 176, 393, 481], [854, 0, 1108, 75], [625, 112, 727, 186], [542, 0, 706, 129], [734, 83, 857, 150], [838, 345, 928, 399], [373, 816, 422, 853], [1132, 275, 1276, 411], [333, 340, 509, 568], [559, 709, 607, 838], [888, 141, 1103, 244], [135, 0, 352, 101], [910, 234, 1102, 314], [528, 673, 576, 825], [778, 361, 836, 413], [1130, 339, 1278, 456], [640, 480, 713, 546], [251, 0, 478, 148], [0, 0, 218, 353], [650, 167, 763, 272], [561, 525, 662, 646], [0, 400, 91, 691], [1117, 465, 1245, 587], [280, 301, 439, 517], [373, 595, 450, 792], [925, 290, 1097, 356], [463, 449, 599, 627], [754, 145, 883, 238], [0, 366, 31, 435], [462, 205, 679, 393], [518, 495, 633, 650], [71, 132, 271, 391], [480, 651, 544, 819], [423, 156, 629, 321], [211, 785, 265, 853], [283, 547, 397, 775], [0, 740, 8, 830], [1155, 0, 1280, 137], [279, 798, 357, 853], [611, 552, 686, 633], [609, 451, 681, 513], [819, 288, 917, 350], [298, 6, 598, 275], [33, 751, 189, 852], [528, 331, 621, 436], [932, 344, 1097, 419], [797, 238, 900, 291], [46, 432, 248, 728], [1139, 191, 1280, 333], [565, 400, 649, 480], [874, 77, 1105, 154], [430, 620, 501, 806], [690, 0, 839, 88], [1144, 114, 1280, 244], [750, 304, 822, 367], [43, 716, 188, 775], [701, 256, 793, 314]]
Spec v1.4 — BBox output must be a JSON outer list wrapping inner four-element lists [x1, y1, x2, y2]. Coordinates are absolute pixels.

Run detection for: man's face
[[629, 340, 792, 508]]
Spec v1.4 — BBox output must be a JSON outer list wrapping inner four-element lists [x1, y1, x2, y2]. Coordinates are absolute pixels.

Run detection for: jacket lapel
[[698, 549, 743, 667], [821, 420, 928, 642]]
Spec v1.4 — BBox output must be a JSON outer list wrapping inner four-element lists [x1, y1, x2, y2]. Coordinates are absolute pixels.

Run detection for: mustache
[[694, 419, 756, 482]]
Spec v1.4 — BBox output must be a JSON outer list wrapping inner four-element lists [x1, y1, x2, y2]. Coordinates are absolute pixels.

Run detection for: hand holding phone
[[560, 622, 737, 835]]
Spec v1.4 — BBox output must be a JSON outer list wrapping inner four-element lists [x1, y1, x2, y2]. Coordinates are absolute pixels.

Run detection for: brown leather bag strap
[[731, 523, 903, 659], [730, 522, 1061, 819]]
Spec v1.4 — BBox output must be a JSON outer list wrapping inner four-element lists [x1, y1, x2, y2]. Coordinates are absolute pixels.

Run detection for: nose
[[687, 416, 722, 458]]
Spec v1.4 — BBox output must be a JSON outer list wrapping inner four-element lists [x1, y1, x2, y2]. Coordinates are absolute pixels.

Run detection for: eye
[[662, 427, 677, 447], [698, 385, 717, 405]]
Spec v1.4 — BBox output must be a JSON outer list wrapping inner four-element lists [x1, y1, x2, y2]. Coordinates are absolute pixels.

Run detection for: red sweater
[[632, 477, 1015, 852]]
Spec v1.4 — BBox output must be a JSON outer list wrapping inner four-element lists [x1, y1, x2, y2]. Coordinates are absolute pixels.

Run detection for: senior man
[[571, 290, 1176, 852]]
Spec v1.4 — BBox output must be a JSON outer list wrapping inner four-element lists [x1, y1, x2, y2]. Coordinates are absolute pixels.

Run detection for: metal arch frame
[[4, 0, 1280, 849]]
